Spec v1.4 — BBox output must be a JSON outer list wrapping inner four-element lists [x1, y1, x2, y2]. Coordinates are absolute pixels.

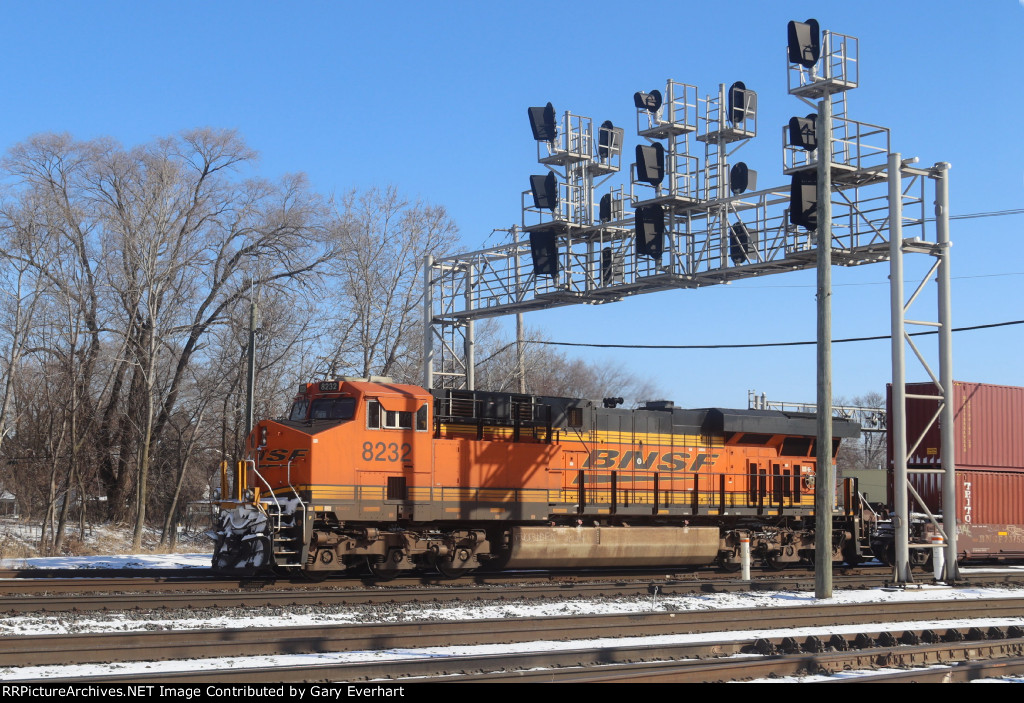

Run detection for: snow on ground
[[2, 553, 1024, 682], [2, 552, 212, 570]]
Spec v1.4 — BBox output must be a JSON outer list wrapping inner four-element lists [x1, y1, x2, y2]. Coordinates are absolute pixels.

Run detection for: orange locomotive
[[211, 378, 862, 576]]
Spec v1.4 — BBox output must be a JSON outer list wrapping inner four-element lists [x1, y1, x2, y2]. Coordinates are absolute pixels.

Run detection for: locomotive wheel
[[477, 549, 511, 573], [763, 552, 787, 571], [366, 554, 402, 581], [297, 568, 330, 582], [716, 556, 741, 573], [431, 555, 469, 579], [429, 550, 473, 578]]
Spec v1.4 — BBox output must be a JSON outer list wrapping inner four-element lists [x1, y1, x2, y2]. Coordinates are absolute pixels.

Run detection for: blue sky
[[3, 1, 1021, 407]]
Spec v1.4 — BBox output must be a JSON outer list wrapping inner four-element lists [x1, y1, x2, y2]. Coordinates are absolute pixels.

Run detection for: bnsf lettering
[[582, 449, 716, 472], [658, 452, 690, 471], [263, 448, 308, 463], [586, 450, 617, 469], [618, 451, 659, 470]]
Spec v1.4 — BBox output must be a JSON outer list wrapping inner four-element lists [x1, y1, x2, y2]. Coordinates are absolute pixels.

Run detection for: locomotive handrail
[[285, 458, 307, 511], [246, 459, 282, 516]]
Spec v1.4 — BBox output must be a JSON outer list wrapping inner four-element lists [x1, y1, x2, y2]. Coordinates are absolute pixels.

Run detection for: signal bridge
[[426, 28, 941, 386], [422, 20, 955, 586]]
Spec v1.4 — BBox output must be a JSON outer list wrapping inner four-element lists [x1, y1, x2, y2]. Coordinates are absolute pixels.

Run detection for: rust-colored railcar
[[885, 381, 1024, 561], [211, 379, 861, 576]]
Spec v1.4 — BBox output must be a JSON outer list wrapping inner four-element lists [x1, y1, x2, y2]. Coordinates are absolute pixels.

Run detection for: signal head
[[528, 102, 557, 142], [635, 143, 665, 186], [635, 204, 665, 259], [529, 230, 559, 278], [529, 172, 558, 211], [599, 193, 612, 223], [788, 113, 818, 151], [729, 162, 757, 194], [601, 247, 623, 286], [598, 120, 623, 159], [789, 172, 817, 231], [787, 19, 821, 68], [729, 222, 755, 264], [728, 81, 748, 124], [633, 90, 663, 113]]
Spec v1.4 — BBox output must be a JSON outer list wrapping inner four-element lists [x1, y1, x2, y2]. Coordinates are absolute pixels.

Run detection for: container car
[[879, 381, 1024, 563]]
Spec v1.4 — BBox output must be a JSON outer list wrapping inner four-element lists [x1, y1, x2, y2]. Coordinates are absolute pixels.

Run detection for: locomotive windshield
[[288, 396, 356, 422], [309, 397, 356, 421], [288, 398, 309, 421]]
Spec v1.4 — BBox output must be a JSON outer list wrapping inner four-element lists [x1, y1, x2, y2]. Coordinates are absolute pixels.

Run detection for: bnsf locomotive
[[211, 378, 862, 576]]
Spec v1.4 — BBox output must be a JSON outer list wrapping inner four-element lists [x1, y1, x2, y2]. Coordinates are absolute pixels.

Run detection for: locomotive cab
[[210, 376, 433, 572]]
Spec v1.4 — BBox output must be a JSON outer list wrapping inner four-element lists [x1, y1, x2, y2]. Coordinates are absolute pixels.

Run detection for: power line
[[719, 271, 1024, 290], [528, 319, 1024, 351], [948, 208, 1024, 220]]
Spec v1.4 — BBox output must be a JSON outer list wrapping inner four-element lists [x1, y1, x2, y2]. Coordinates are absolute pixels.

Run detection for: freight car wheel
[[763, 552, 787, 571], [910, 549, 933, 572]]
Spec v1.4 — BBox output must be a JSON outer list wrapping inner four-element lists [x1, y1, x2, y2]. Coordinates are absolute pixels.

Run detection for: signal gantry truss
[[423, 22, 955, 586], [426, 29, 938, 388]]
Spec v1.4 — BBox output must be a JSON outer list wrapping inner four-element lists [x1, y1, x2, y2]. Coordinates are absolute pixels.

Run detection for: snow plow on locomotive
[[210, 378, 864, 577]]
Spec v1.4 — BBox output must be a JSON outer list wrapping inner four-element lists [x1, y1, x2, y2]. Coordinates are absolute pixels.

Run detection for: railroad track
[[4, 598, 1024, 682], [0, 571, 920, 614], [466, 639, 1024, 683], [0, 563, 886, 583], [5, 568, 1024, 615]]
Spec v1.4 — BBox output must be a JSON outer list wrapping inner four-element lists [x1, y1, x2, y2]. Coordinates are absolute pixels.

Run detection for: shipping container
[[886, 381, 1024, 560], [886, 381, 1024, 471]]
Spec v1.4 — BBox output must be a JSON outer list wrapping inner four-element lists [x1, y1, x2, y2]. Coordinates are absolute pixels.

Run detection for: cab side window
[[367, 399, 427, 430]]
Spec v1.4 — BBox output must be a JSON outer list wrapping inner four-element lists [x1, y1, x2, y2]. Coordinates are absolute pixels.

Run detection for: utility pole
[[244, 284, 257, 439], [814, 95, 833, 599]]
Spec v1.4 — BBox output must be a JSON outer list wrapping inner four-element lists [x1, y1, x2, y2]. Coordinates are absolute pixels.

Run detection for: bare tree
[[837, 391, 887, 474], [0, 129, 342, 547], [321, 187, 459, 382], [474, 321, 663, 405]]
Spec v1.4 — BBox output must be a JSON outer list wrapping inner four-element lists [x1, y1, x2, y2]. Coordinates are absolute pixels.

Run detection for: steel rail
[[14, 629, 1024, 684], [3, 597, 1023, 670]]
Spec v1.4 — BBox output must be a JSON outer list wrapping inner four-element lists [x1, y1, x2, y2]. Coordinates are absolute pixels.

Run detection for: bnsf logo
[[582, 450, 718, 472], [263, 449, 309, 463]]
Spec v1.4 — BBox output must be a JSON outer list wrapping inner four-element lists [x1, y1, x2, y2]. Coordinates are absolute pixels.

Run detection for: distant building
[[0, 490, 17, 517]]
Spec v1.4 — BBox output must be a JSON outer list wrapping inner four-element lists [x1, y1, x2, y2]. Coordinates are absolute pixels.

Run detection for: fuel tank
[[504, 526, 720, 568]]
